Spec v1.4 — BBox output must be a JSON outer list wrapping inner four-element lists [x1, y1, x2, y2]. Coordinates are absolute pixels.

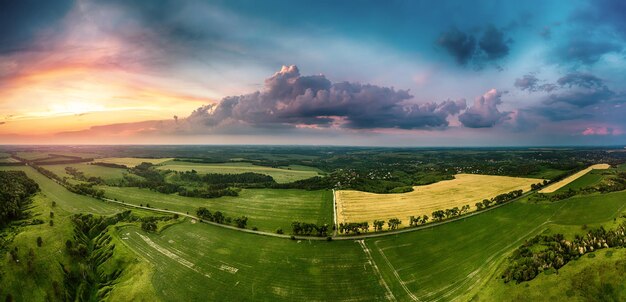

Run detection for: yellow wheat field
[[335, 173, 542, 229], [539, 164, 610, 193]]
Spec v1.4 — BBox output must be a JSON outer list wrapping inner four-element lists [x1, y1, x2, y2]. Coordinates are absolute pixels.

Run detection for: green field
[[157, 161, 321, 183], [15, 151, 53, 160], [0, 166, 122, 215], [0, 157, 19, 163], [101, 186, 333, 232], [115, 222, 389, 301], [554, 170, 605, 192], [96, 157, 173, 167], [3, 152, 626, 301], [480, 244, 626, 301], [43, 163, 128, 183]]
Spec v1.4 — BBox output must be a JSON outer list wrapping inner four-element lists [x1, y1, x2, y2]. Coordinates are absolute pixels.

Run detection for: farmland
[[2, 146, 626, 302], [539, 164, 611, 193], [335, 173, 542, 229], [101, 186, 333, 233], [157, 161, 322, 183], [115, 222, 389, 301], [95, 157, 174, 167], [42, 163, 129, 183]]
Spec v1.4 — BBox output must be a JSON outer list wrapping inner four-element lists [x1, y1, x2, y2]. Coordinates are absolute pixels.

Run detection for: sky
[[1, 0, 626, 146]]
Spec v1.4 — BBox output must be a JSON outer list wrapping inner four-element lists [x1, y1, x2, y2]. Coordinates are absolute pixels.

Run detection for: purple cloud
[[458, 89, 510, 128], [188, 65, 466, 130]]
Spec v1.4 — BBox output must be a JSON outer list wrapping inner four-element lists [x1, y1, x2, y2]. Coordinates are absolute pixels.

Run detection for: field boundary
[[333, 189, 338, 236]]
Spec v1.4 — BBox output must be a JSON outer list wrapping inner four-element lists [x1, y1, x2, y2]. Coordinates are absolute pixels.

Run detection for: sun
[[49, 101, 105, 116]]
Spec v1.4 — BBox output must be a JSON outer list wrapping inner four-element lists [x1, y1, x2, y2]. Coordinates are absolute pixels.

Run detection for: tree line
[[475, 190, 523, 211], [292, 221, 330, 236], [196, 207, 249, 229]]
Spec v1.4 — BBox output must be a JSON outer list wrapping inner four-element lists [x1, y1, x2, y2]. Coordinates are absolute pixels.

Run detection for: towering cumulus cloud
[[188, 66, 466, 130], [458, 89, 509, 128]]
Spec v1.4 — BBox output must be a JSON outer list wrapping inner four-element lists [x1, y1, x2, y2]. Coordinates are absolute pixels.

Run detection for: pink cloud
[[581, 126, 622, 136]]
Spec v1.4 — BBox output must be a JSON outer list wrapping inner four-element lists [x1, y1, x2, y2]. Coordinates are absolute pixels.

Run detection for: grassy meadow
[[43, 163, 129, 183], [95, 157, 173, 167], [100, 186, 333, 233]]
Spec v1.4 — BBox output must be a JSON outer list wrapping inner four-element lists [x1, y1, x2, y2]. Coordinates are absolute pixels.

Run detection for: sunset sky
[[1, 0, 625, 146]]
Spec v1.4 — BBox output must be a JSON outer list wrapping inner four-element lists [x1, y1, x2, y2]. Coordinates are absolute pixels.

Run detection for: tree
[[234, 216, 248, 228], [373, 220, 385, 232], [50, 211, 54, 218], [422, 215, 429, 224], [213, 211, 225, 224], [475, 202, 484, 210], [276, 228, 284, 234], [141, 221, 157, 232], [388, 218, 401, 230], [37, 236, 43, 247], [432, 210, 445, 221]]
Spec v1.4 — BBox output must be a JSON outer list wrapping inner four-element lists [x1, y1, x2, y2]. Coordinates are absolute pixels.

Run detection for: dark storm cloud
[[546, 73, 615, 107], [514, 75, 540, 91], [479, 25, 511, 60], [187, 66, 466, 130], [527, 73, 623, 122], [573, 0, 626, 39], [0, 0, 73, 53], [458, 89, 510, 128], [437, 28, 476, 66], [556, 73, 605, 89], [437, 25, 511, 67], [558, 40, 622, 65]]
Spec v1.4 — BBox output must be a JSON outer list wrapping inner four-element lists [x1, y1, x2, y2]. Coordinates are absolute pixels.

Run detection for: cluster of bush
[[90, 162, 129, 169], [291, 221, 330, 236], [196, 207, 249, 228], [338, 222, 370, 234], [65, 166, 105, 184], [121, 163, 247, 198], [177, 170, 275, 186], [503, 223, 626, 283]]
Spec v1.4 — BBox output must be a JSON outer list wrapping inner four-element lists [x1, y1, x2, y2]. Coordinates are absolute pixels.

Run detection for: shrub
[[276, 228, 284, 234], [36, 236, 43, 247]]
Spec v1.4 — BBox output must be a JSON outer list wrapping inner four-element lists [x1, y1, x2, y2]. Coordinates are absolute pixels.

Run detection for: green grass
[[0, 166, 122, 215], [554, 171, 604, 193], [15, 152, 53, 160], [365, 190, 626, 302], [0, 158, 18, 163], [477, 247, 626, 301], [43, 163, 128, 183], [526, 168, 567, 180], [115, 222, 388, 301], [0, 193, 73, 301], [4, 162, 626, 301], [100, 186, 333, 233], [157, 161, 321, 183], [0, 167, 167, 301]]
